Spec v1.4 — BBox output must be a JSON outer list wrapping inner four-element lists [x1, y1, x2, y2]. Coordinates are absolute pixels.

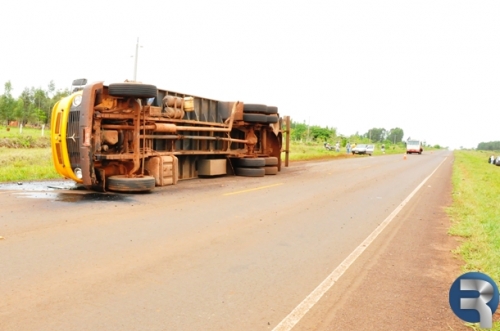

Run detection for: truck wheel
[[234, 167, 265, 177], [243, 113, 268, 123], [263, 157, 278, 166], [107, 175, 156, 192], [264, 166, 278, 175], [233, 158, 266, 167], [109, 83, 158, 98], [267, 116, 279, 123], [243, 104, 267, 113], [243, 104, 278, 115], [266, 106, 278, 114]]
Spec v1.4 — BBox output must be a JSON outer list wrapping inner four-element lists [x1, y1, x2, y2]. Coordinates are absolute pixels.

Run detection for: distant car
[[496, 156, 500, 166], [352, 144, 373, 156]]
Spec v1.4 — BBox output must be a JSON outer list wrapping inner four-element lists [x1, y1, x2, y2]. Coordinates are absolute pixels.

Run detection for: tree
[[477, 141, 500, 150], [310, 125, 336, 141], [364, 128, 386, 142], [386, 127, 404, 144], [0, 81, 15, 125], [19, 87, 35, 124], [0, 80, 71, 127], [290, 122, 308, 141], [47, 80, 55, 98], [33, 87, 51, 124], [31, 107, 47, 125], [12, 99, 24, 123]]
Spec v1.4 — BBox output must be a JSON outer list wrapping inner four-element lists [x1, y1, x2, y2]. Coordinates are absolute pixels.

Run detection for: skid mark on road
[[272, 157, 448, 331], [223, 183, 283, 196]]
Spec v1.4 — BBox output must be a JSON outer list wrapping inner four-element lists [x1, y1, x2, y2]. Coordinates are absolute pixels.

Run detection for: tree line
[[287, 121, 406, 146], [477, 141, 500, 151], [0, 81, 71, 127]]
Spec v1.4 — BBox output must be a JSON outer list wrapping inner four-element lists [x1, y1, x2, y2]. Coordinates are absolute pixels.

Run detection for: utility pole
[[133, 37, 139, 81]]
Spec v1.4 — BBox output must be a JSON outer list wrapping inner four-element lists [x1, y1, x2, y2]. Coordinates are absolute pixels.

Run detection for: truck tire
[[234, 167, 265, 177], [263, 157, 278, 166], [267, 116, 279, 123], [243, 104, 267, 113], [109, 83, 158, 98], [266, 106, 278, 114], [107, 175, 156, 192], [264, 166, 278, 175], [233, 158, 266, 167], [243, 113, 268, 123], [243, 104, 278, 115]]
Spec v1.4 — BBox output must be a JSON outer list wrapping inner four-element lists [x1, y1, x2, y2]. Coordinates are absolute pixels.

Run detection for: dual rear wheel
[[233, 157, 279, 177]]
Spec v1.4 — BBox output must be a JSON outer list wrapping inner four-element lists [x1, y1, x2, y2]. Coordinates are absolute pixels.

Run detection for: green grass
[[0, 126, 48, 138], [0, 126, 50, 148], [448, 150, 500, 330], [0, 147, 59, 182]]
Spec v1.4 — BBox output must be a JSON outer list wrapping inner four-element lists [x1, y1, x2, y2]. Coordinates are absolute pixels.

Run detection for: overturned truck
[[50, 80, 283, 192]]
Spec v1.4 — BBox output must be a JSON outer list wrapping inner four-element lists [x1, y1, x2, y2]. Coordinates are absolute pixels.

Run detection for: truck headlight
[[72, 95, 82, 107], [74, 168, 83, 179]]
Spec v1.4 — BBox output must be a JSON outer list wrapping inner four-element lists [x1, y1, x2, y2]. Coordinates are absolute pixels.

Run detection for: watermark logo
[[449, 272, 499, 328]]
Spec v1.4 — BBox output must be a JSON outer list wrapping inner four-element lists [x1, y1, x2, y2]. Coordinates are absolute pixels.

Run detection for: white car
[[352, 144, 373, 156]]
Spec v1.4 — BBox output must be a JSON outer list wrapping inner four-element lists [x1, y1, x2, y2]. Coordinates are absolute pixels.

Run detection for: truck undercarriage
[[51, 81, 283, 192]]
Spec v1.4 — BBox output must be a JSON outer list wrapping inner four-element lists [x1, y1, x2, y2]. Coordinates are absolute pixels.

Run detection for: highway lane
[[0, 151, 452, 330]]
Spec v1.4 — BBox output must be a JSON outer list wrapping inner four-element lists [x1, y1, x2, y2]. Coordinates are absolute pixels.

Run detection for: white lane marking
[[273, 157, 449, 331]]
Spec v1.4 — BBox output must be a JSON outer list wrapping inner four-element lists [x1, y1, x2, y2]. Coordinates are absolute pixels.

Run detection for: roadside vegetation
[[0, 126, 50, 148], [287, 140, 408, 161], [284, 120, 441, 161], [0, 147, 58, 182], [0, 80, 69, 182], [0, 80, 70, 128], [448, 150, 500, 330]]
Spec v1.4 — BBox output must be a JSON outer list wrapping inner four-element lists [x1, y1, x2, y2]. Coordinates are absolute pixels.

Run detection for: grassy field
[[0, 126, 57, 182], [0, 147, 59, 182], [448, 150, 500, 330], [0, 126, 50, 148], [0, 126, 48, 138]]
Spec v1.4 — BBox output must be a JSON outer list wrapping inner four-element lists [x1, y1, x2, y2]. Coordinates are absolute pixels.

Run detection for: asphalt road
[[0, 151, 466, 330]]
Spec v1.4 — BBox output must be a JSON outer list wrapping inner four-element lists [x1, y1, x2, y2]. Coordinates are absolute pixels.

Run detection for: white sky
[[1, 0, 499, 149]]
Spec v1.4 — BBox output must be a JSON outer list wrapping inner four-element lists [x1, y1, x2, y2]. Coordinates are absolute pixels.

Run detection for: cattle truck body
[[50, 81, 283, 192]]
